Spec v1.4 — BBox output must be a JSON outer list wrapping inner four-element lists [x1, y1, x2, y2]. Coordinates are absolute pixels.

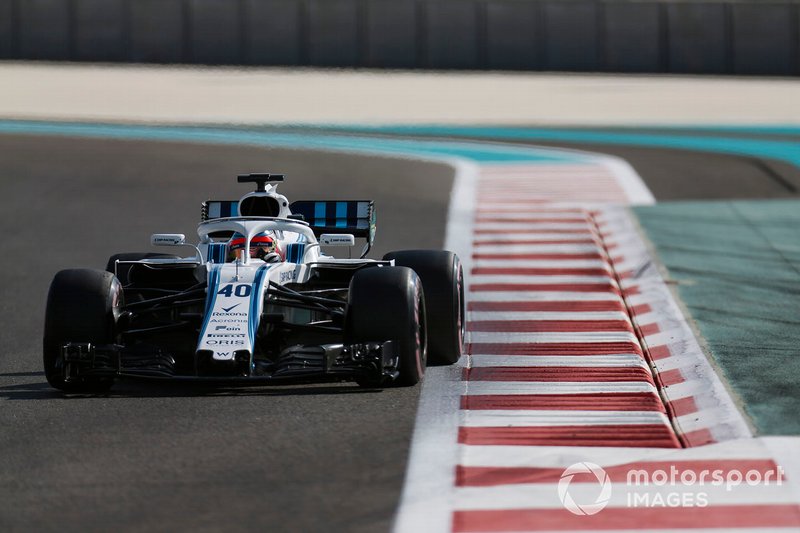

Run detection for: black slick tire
[[43, 269, 123, 393], [383, 250, 465, 365], [346, 266, 426, 387]]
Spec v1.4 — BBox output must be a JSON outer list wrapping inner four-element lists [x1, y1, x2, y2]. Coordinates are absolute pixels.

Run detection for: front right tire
[[43, 269, 122, 393]]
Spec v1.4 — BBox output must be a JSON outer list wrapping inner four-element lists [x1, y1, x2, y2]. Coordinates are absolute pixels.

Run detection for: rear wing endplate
[[201, 200, 239, 221], [290, 200, 376, 257]]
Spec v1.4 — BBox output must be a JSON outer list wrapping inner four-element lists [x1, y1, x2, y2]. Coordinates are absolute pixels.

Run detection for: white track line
[[469, 311, 630, 321], [472, 212, 590, 220], [469, 354, 648, 368], [464, 382, 658, 395], [473, 259, 611, 268], [460, 410, 670, 427], [470, 275, 618, 284], [469, 291, 623, 302], [599, 156, 657, 205], [393, 159, 479, 533], [475, 222, 595, 231], [468, 331, 639, 343], [458, 438, 783, 467], [473, 232, 597, 242], [470, 244, 605, 254]]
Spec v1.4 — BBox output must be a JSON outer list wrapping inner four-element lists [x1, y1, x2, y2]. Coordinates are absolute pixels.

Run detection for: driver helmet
[[227, 232, 283, 262]]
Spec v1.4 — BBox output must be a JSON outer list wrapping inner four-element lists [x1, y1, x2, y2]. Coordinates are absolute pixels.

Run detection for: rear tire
[[383, 250, 464, 365], [346, 266, 426, 387], [43, 269, 123, 393]]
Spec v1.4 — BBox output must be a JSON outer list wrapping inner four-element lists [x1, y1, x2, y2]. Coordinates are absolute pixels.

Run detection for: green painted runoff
[[635, 200, 800, 435]]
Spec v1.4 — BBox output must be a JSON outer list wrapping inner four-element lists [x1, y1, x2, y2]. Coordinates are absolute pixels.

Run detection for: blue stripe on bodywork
[[208, 243, 226, 263], [248, 265, 271, 343], [197, 265, 222, 350], [285, 243, 306, 263]]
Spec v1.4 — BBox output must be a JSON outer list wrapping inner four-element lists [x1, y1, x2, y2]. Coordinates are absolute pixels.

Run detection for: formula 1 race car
[[43, 173, 464, 393]]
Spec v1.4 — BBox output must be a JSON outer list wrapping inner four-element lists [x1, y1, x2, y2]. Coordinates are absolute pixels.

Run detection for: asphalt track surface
[[322, 127, 800, 200], [0, 134, 453, 533], [0, 131, 791, 532]]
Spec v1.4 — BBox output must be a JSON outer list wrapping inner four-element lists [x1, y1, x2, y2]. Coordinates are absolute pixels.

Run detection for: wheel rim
[[415, 280, 427, 375], [455, 261, 466, 353]]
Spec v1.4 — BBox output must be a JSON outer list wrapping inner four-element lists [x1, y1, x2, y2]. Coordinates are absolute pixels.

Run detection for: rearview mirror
[[320, 234, 355, 246], [151, 233, 186, 246]]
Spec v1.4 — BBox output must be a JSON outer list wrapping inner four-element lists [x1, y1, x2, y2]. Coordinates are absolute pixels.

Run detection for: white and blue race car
[[43, 174, 464, 393]]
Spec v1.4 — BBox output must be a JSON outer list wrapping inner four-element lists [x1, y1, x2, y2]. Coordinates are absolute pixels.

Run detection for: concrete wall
[[2, 0, 799, 76]]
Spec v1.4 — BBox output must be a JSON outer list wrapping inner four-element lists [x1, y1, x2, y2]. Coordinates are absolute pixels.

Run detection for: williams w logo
[[558, 462, 612, 516]]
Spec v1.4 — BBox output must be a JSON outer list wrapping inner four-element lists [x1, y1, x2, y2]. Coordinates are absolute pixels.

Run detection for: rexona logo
[[558, 462, 612, 516]]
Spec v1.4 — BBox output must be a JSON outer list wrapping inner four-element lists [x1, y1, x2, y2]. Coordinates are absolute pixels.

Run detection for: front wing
[[58, 341, 399, 386]]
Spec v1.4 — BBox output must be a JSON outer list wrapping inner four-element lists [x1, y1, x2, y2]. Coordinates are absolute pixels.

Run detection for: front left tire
[[346, 266, 427, 387]]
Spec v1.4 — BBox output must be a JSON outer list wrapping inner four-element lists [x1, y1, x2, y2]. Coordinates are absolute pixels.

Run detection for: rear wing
[[290, 200, 376, 257], [201, 200, 239, 220], [201, 199, 377, 257]]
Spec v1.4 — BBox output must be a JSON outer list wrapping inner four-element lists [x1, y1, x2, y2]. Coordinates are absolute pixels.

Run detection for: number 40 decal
[[217, 284, 252, 297]]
